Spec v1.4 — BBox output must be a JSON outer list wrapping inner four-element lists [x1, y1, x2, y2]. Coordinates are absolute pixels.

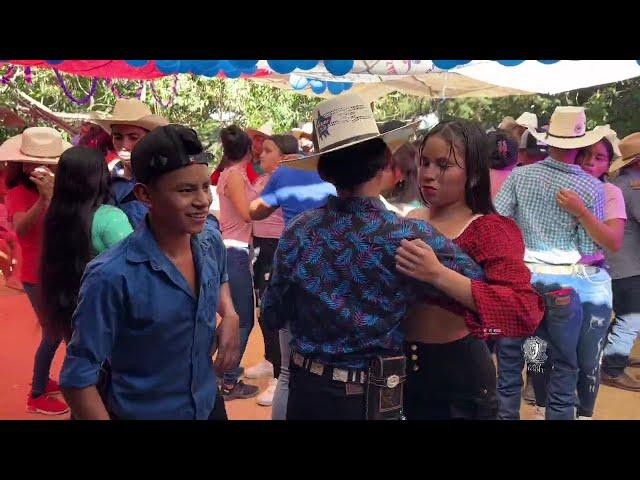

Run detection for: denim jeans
[[24, 282, 63, 398], [529, 269, 613, 419], [496, 336, 526, 420], [602, 275, 640, 377], [271, 327, 291, 420], [222, 246, 255, 386], [575, 269, 612, 417]]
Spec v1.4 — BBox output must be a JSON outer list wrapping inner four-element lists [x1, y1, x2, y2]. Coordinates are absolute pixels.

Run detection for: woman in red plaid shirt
[[395, 120, 544, 420]]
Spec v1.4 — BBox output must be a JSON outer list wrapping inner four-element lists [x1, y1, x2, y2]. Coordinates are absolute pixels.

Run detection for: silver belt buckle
[[309, 361, 325, 376], [332, 368, 349, 383], [386, 374, 400, 389]]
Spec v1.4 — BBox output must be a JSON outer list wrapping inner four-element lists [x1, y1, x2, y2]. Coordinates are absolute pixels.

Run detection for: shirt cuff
[[59, 354, 102, 389], [261, 193, 279, 208]]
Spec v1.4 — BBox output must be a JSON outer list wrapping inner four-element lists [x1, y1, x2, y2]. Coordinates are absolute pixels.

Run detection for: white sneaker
[[577, 416, 592, 420], [244, 360, 274, 379], [256, 378, 278, 407], [532, 406, 545, 420]]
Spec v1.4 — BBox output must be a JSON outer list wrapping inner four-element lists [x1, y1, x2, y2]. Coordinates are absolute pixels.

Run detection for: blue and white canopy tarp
[[251, 60, 640, 101]]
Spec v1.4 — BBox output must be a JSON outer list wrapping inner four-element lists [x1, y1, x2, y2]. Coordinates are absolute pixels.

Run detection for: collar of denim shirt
[[125, 217, 205, 300]]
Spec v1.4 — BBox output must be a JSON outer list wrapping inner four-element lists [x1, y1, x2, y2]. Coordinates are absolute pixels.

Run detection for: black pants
[[208, 393, 228, 420], [404, 335, 498, 420], [253, 236, 282, 378], [286, 363, 366, 420]]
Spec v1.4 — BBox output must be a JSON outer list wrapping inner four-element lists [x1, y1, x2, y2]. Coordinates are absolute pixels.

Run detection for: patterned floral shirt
[[261, 196, 484, 369]]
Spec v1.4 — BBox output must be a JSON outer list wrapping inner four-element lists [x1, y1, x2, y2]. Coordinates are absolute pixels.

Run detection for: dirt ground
[[1, 287, 638, 420]]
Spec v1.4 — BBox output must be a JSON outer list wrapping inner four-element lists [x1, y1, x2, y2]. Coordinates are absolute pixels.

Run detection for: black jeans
[[253, 236, 282, 378], [207, 394, 228, 420], [404, 335, 498, 420], [287, 363, 366, 420], [24, 282, 63, 398]]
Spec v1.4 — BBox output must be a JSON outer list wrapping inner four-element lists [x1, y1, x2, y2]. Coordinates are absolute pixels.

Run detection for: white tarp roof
[[453, 60, 640, 95], [250, 60, 640, 101]]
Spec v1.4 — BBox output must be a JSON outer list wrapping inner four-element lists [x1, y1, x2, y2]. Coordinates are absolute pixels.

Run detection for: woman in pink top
[[216, 125, 260, 400], [555, 133, 625, 419], [246, 135, 297, 406]]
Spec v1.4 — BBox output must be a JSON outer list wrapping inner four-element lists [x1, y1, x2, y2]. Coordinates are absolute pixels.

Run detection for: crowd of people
[[0, 92, 638, 420]]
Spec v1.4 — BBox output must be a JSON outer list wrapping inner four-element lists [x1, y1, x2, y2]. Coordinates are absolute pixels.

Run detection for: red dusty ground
[[1, 286, 637, 420]]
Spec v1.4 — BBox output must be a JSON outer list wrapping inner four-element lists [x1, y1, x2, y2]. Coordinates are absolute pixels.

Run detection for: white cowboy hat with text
[[283, 93, 419, 171]]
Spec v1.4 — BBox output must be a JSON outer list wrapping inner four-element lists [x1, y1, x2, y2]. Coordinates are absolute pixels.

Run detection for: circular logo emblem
[[522, 336, 548, 365], [386, 374, 400, 389]]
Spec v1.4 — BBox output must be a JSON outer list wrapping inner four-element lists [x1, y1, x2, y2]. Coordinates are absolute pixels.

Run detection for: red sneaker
[[44, 378, 61, 395], [26, 394, 69, 415]]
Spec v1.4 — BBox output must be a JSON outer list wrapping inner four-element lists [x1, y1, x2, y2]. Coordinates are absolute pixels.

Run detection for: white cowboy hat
[[530, 106, 608, 149], [246, 123, 274, 138], [609, 131, 640, 174], [0, 127, 71, 165], [93, 98, 169, 134], [515, 112, 538, 130], [282, 93, 420, 171], [291, 122, 313, 140]]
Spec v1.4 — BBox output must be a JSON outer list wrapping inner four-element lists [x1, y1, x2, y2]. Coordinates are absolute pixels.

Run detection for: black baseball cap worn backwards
[[131, 124, 212, 184]]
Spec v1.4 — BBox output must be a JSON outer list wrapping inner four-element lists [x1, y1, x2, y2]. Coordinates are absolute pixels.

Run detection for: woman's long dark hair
[[418, 120, 496, 214], [40, 147, 110, 340]]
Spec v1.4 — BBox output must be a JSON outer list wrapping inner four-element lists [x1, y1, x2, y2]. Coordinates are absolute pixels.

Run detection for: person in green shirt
[[39, 146, 133, 342]]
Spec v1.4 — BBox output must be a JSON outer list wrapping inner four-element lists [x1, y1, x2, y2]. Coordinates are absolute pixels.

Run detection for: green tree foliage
[[373, 78, 640, 138], [2, 66, 640, 160], [0, 69, 320, 164]]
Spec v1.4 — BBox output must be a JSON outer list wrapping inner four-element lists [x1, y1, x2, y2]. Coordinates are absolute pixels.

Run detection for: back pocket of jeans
[[544, 288, 578, 324]]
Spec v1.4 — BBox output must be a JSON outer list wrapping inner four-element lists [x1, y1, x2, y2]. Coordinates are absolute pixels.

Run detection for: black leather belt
[[290, 352, 368, 384]]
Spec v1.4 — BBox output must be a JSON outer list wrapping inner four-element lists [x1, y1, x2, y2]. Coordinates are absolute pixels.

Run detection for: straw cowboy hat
[[282, 93, 420, 171], [498, 116, 516, 129], [515, 112, 538, 130], [0, 127, 71, 165], [609, 132, 640, 174], [93, 98, 169, 134], [246, 123, 274, 139], [529, 106, 609, 149], [291, 122, 313, 140]]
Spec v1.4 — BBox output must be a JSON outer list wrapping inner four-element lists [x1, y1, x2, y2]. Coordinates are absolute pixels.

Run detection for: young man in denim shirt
[[60, 125, 240, 420]]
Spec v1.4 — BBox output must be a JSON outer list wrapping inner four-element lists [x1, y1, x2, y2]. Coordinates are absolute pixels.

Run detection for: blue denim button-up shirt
[[60, 218, 228, 419], [110, 174, 148, 228]]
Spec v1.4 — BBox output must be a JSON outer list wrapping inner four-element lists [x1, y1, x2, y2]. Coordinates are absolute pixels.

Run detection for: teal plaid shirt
[[495, 157, 605, 265]]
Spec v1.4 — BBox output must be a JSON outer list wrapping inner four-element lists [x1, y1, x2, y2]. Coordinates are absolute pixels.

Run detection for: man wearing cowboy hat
[[94, 98, 169, 228], [495, 106, 609, 420], [60, 124, 239, 420], [246, 123, 274, 160], [500, 112, 538, 144], [260, 93, 485, 420], [600, 132, 640, 391], [290, 123, 314, 154], [517, 128, 549, 166]]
